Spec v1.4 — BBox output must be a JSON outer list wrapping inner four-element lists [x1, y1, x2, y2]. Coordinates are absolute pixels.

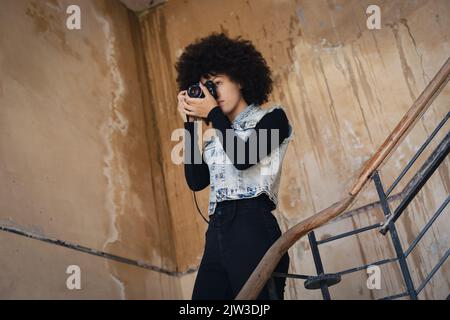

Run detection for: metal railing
[[275, 120, 448, 300]]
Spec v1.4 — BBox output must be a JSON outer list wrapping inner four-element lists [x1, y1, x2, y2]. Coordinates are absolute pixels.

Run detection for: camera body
[[187, 79, 218, 99], [186, 80, 218, 124]]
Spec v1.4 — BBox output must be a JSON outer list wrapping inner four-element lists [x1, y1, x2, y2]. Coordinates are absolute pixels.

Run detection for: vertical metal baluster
[[373, 170, 418, 300], [308, 231, 331, 300]]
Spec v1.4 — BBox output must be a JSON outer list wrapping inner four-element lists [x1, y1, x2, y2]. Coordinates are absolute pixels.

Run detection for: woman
[[175, 32, 293, 300]]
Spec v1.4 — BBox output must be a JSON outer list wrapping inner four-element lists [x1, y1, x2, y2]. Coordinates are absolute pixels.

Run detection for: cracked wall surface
[[137, 0, 449, 299], [0, 0, 191, 299], [0, 0, 449, 299]]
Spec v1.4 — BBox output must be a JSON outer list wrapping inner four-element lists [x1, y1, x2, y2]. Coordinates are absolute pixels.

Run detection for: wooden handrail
[[235, 57, 450, 300]]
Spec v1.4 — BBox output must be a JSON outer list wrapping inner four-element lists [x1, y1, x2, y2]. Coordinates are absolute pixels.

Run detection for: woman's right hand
[[178, 90, 197, 122]]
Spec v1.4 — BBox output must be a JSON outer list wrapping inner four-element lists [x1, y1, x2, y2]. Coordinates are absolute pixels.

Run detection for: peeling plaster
[[93, 8, 129, 297]]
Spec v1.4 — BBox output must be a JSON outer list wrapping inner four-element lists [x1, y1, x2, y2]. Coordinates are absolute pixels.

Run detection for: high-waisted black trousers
[[191, 193, 290, 300]]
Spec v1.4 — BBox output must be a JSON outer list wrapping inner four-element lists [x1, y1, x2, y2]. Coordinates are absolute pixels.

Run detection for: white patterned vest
[[202, 103, 293, 216]]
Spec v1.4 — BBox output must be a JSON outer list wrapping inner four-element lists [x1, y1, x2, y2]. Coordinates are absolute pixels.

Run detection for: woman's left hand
[[183, 82, 218, 119]]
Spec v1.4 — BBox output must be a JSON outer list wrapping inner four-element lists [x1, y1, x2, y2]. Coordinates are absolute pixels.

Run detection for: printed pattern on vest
[[202, 103, 293, 215]]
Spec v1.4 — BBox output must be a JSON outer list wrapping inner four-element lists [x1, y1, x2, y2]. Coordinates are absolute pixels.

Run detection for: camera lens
[[187, 84, 202, 98]]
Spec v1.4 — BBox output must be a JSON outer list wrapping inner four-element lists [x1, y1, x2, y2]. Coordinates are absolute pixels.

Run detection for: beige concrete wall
[[0, 0, 192, 299], [0, 0, 448, 299], [137, 0, 449, 299]]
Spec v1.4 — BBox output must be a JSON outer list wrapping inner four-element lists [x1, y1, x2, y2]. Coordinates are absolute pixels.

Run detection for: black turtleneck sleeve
[[184, 121, 210, 191]]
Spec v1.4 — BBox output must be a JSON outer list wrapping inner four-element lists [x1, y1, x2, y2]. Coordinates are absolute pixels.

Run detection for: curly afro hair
[[174, 32, 273, 106]]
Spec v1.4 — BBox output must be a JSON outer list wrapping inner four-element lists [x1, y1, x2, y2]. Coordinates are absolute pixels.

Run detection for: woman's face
[[200, 73, 243, 115]]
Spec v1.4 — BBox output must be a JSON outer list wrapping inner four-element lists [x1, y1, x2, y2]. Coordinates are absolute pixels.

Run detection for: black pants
[[192, 194, 290, 300]]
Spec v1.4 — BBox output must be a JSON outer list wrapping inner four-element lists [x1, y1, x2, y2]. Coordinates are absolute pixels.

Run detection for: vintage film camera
[[186, 80, 218, 125]]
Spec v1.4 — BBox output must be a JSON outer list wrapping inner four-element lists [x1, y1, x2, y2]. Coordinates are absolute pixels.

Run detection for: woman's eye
[[215, 81, 222, 85]]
